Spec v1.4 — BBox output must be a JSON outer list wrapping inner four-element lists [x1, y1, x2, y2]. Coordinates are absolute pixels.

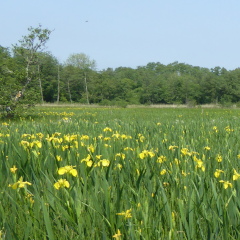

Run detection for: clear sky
[[1, 0, 240, 71]]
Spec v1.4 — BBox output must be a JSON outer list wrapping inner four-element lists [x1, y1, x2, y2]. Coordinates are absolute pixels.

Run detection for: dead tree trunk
[[67, 79, 72, 103], [57, 65, 60, 104], [38, 64, 44, 104], [84, 72, 89, 105]]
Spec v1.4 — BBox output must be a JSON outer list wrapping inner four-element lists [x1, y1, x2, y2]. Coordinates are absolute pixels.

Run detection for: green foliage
[[98, 99, 112, 106], [2, 27, 240, 109], [112, 99, 128, 108], [0, 25, 53, 119]]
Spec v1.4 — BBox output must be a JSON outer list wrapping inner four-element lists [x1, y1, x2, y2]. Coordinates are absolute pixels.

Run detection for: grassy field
[[1, 107, 240, 239]]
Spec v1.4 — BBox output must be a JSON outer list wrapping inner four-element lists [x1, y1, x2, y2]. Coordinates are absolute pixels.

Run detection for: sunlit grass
[[1, 107, 240, 239]]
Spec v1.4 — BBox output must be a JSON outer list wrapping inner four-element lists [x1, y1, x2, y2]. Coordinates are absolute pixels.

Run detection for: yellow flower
[[104, 144, 111, 148], [124, 147, 134, 151], [174, 158, 180, 165], [103, 127, 112, 132], [117, 163, 123, 169], [9, 177, 32, 189], [26, 193, 34, 205], [139, 150, 148, 159], [10, 165, 18, 173], [81, 154, 93, 167], [219, 180, 232, 189], [112, 132, 121, 139], [168, 145, 178, 151], [233, 169, 240, 180], [29, 142, 34, 148], [58, 166, 78, 177], [181, 148, 191, 156], [116, 209, 132, 219], [148, 151, 155, 158], [160, 169, 167, 175], [139, 150, 155, 159], [64, 134, 77, 142], [104, 137, 111, 141], [216, 154, 222, 162], [98, 134, 103, 139], [74, 141, 78, 148], [157, 155, 167, 163], [113, 229, 122, 239], [96, 155, 102, 160], [53, 132, 61, 137], [87, 144, 95, 153], [56, 155, 62, 161], [163, 182, 169, 187], [121, 134, 132, 140], [54, 179, 70, 190], [204, 146, 210, 150], [36, 132, 44, 139], [225, 126, 234, 132], [33, 140, 42, 148], [86, 160, 93, 167], [0, 228, 5, 239], [21, 140, 30, 148], [138, 134, 145, 142], [214, 169, 224, 178], [80, 135, 89, 140], [195, 159, 205, 171], [115, 153, 126, 160], [213, 126, 218, 132], [61, 145, 72, 151], [98, 159, 110, 167]]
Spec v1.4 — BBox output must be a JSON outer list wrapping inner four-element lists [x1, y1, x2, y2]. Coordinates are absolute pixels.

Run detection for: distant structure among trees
[[14, 91, 22, 101]]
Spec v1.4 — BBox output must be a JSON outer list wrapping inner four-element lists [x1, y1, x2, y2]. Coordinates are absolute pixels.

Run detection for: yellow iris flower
[[233, 169, 240, 180], [113, 229, 122, 239], [58, 166, 78, 177], [219, 180, 232, 189], [10, 165, 18, 173], [9, 177, 32, 189], [214, 169, 224, 178], [116, 209, 132, 219], [54, 179, 70, 190]]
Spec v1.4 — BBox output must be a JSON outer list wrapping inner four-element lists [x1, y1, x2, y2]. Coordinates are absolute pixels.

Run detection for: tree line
[[1, 25, 240, 110]]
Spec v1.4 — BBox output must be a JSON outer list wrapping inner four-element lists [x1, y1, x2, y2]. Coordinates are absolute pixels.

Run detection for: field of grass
[[1, 107, 240, 239]]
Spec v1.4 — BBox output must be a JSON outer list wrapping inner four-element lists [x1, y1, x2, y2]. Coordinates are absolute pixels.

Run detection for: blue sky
[[1, 0, 240, 70]]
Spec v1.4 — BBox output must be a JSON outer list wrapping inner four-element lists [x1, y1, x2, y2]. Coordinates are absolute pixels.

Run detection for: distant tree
[[65, 53, 96, 104], [61, 65, 82, 102], [35, 52, 59, 103], [13, 24, 52, 98], [0, 25, 53, 117], [90, 69, 118, 103], [219, 69, 240, 103], [0, 46, 18, 108]]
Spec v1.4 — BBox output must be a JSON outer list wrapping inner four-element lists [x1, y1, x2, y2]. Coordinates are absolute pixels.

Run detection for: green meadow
[[1, 107, 240, 239]]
